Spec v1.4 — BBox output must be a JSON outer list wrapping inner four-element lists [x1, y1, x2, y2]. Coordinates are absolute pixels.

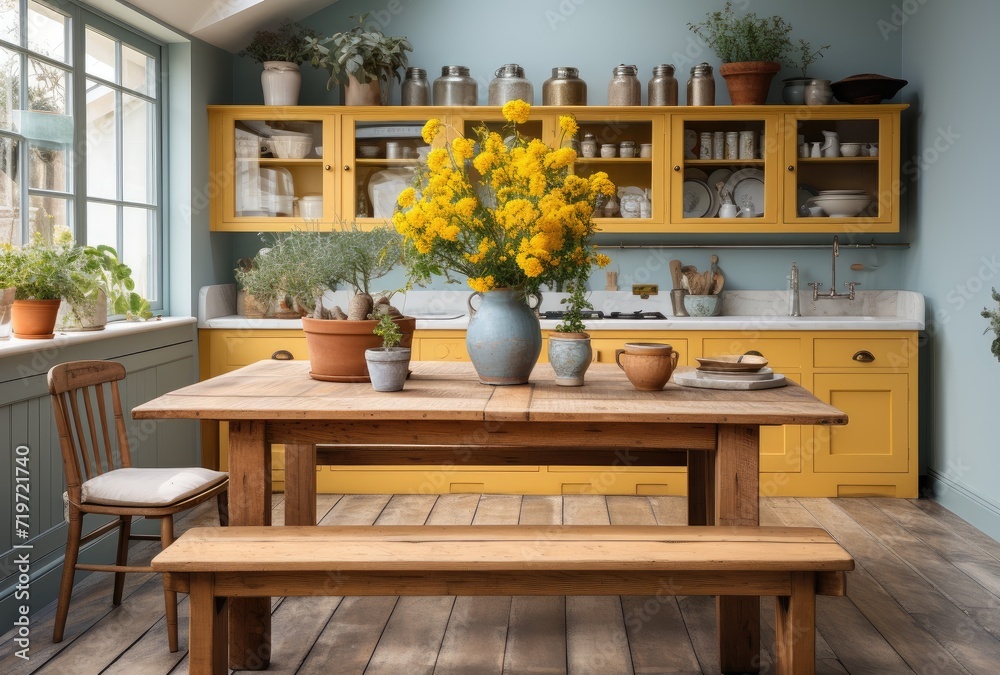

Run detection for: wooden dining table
[[133, 359, 847, 673]]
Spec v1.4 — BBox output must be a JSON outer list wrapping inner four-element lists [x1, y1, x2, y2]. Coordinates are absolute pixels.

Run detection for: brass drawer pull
[[271, 350, 294, 361], [852, 350, 875, 363]]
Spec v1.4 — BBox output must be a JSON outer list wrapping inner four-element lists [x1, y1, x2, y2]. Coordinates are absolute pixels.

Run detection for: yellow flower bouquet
[[393, 100, 614, 295]]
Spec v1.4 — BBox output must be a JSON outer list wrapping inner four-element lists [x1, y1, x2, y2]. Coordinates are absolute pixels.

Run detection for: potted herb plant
[[782, 39, 831, 104], [239, 19, 319, 106], [305, 12, 412, 105], [983, 288, 1000, 362], [2, 228, 81, 339], [57, 244, 153, 330], [547, 277, 595, 387], [242, 223, 414, 381], [365, 312, 411, 392], [688, 2, 793, 105]]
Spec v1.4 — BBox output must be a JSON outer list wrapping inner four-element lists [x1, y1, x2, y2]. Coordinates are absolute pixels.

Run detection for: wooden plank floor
[[3, 495, 1000, 674]]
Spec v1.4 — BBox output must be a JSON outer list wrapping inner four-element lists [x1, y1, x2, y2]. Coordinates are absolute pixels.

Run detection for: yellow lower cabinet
[[200, 327, 917, 497], [809, 371, 914, 497]]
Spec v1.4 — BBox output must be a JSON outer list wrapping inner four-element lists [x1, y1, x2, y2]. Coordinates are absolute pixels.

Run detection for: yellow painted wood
[[208, 104, 904, 234], [197, 328, 917, 497], [810, 372, 909, 474]]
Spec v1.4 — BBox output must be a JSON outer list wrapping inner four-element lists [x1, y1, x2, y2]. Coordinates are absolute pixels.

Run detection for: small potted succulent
[[305, 12, 412, 105], [983, 287, 1000, 362], [239, 19, 319, 105], [688, 2, 793, 105], [547, 277, 594, 387], [365, 312, 411, 392]]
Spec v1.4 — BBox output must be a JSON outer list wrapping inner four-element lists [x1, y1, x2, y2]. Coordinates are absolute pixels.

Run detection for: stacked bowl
[[808, 190, 872, 217]]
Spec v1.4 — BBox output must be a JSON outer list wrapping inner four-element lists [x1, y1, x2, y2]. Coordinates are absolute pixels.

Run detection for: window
[[0, 0, 162, 309]]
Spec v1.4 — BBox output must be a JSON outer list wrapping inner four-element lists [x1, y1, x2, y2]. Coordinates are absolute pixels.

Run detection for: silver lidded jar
[[608, 64, 641, 106], [648, 64, 678, 106], [542, 66, 587, 106], [433, 65, 478, 106], [686, 62, 715, 106], [401, 67, 430, 106], [488, 63, 533, 106]]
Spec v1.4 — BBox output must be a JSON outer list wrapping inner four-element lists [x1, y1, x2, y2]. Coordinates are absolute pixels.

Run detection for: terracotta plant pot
[[12, 298, 62, 339], [719, 61, 781, 105], [303, 316, 415, 382], [344, 74, 383, 106]]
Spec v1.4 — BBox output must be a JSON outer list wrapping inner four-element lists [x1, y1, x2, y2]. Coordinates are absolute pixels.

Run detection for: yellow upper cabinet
[[209, 104, 904, 233], [209, 106, 338, 232]]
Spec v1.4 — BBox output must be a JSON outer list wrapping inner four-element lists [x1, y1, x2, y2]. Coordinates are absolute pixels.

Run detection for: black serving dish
[[831, 74, 907, 104]]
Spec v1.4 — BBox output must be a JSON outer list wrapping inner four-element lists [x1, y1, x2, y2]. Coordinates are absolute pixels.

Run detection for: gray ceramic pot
[[365, 347, 411, 392]]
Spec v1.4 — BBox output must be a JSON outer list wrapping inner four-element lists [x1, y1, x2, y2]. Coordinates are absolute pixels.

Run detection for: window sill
[[0, 317, 196, 360]]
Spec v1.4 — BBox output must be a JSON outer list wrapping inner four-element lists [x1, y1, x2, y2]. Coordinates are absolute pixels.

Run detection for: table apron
[[265, 420, 717, 456]]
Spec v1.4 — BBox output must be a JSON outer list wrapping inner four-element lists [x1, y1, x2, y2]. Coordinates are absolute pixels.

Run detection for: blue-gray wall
[[902, 0, 1000, 539]]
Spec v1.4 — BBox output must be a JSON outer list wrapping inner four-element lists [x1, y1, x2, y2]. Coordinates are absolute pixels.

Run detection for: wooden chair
[[48, 360, 228, 652]]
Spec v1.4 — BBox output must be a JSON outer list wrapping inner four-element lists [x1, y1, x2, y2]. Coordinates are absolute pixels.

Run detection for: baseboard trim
[[926, 469, 1000, 541]]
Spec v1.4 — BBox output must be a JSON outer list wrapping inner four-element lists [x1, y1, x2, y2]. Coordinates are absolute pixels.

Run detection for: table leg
[[716, 424, 761, 674], [284, 443, 317, 526], [227, 421, 271, 670], [687, 450, 716, 526]]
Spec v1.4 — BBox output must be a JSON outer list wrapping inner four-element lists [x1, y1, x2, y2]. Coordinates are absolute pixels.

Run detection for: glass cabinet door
[[218, 113, 333, 228], [669, 113, 777, 228], [785, 112, 895, 231], [572, 114, 665, 232], [342, 114, 438, 224]]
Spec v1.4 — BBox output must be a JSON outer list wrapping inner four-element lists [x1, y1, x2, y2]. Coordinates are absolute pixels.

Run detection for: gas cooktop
[[539, 310, 667, 321]]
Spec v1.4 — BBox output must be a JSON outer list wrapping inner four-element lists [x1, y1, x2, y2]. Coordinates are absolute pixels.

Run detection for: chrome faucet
[[808, 235, 860, 300], [788, 262, 800, 316]]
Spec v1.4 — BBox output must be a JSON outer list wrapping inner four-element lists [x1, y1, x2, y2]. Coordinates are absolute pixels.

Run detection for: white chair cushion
[[78, 467, 227, 507]]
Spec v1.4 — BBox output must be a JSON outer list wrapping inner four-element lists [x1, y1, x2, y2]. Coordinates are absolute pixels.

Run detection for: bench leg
[[189, 574, 228, 675], [774, 572, 816, 675]]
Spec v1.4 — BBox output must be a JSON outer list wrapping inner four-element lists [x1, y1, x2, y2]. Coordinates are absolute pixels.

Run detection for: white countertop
[[199, 286, 925, 332]]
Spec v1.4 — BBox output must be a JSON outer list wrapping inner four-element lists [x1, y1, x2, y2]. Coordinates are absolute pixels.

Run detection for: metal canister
[[647, 64, 678, 106], [686, 63, 715, 106], [488, 63, 533, 106], [607, 64, 640, 106], [401, 67, 430, 106], [542, 67, 587, 106], [433, 65, 478, 106]]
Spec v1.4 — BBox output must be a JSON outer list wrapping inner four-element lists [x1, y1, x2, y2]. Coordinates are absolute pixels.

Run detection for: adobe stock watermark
[[877, 0, 929, 40], [12, 445, 33, 661]]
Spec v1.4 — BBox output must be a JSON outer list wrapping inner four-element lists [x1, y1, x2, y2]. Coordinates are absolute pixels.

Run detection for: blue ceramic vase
[[466, 289, 542, 385]]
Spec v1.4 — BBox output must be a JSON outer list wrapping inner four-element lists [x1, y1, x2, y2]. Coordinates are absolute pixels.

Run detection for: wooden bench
[[152, 525, 854, 675]]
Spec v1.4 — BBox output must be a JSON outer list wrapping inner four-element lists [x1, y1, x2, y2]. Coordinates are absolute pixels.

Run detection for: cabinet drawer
[[814, 338, 909, 368], [419, 338, 469, 362], [701, 337, 802, 369], [225, 336, 308, 367]]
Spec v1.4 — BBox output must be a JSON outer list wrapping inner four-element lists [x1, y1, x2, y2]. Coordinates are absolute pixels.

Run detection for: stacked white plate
[[808, 190, 872, 217], [674, 354, 787, 390]]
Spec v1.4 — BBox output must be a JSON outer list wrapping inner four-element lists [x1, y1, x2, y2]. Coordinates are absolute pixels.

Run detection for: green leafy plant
[[76, 244, 152, 320], [305, 12, 412, 90], [555, 277, 593, 335], [372, 312, 402, 350], [1, 228, 80, 301], [982, 287, 1000, 362], [688, 2, 794, 64], [792, 39, 830, 78], [241, 223, 404, 319], [239, 19, 320, 65]]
